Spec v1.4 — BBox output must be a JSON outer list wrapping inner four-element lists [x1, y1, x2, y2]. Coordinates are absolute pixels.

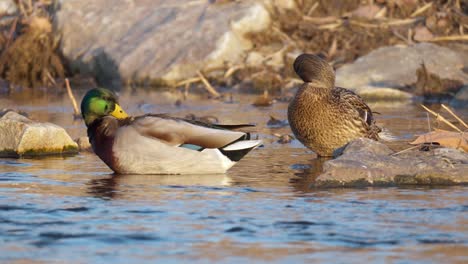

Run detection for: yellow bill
[[110, 104, 129, 119]]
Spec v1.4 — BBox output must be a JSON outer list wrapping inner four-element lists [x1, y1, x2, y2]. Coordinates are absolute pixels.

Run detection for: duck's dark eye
[[104, 105, 108, 111]]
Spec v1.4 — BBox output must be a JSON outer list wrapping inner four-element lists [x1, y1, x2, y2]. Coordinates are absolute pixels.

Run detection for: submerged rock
[[0, 111, 78, 157], [54, 0, 271, 88], [75, 136, 93, 153], [450, 85, 468, 108], [314, 138, 468, 188], [335, 43, 468, 100]]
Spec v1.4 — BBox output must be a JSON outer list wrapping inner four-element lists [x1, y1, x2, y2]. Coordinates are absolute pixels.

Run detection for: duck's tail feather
[[220, 140, 262, 161], [214, 124, 256, 130]]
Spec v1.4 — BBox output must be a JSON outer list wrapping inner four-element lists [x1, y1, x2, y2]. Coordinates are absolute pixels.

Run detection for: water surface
[[1, 90, 467, 263]]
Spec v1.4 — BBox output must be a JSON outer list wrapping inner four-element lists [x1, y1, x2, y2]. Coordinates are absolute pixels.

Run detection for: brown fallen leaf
[[273, 133, 294, 144], [410, 129, 468, 152], [351, 4, 380, 19], [267, 115, 289, 128], [413, 25, 434, 42]]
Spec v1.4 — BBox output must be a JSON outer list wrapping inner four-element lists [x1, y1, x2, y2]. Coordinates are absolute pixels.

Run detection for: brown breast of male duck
[[287, 53, 381, 156]]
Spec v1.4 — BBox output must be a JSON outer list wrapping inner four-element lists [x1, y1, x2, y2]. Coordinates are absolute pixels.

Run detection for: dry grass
[[0, 0, 64, 89]]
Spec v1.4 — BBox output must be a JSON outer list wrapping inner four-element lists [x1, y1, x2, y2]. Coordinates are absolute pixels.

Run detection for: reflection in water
[[290, 157, 330, 193], [0, 91, 467, 263], [87, 176, 118, 200], [87, 174, 231, 200]]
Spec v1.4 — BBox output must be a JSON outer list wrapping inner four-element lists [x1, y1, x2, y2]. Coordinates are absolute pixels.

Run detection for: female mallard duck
[[288, 54, 381, 156], [81, 88, 261, 174]]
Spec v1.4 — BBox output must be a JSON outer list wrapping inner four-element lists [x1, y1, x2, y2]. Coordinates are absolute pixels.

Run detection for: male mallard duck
[[81, 88, 261, 174], [288, 54, 381, 156]]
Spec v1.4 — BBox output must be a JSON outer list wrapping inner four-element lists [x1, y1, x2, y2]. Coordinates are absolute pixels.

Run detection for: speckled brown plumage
[[288, 54, 381, 156]]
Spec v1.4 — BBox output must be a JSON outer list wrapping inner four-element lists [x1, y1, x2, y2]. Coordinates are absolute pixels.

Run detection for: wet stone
[[314, 138, 468, 188], [0, 110, 78, 157], [335, 43, 468, 100], [75, 137, 93, 153]]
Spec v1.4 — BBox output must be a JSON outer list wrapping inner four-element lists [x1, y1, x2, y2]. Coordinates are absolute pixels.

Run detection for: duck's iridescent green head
[[81, 88, 129, 126]]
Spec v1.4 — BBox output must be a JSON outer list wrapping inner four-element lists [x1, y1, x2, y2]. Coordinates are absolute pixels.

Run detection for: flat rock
[[335, 43, 468, 100], [54, 0, 271, 88], [75, 136, 93, 152], [0, 111, 78, 157], [314, 138, 468, 188]]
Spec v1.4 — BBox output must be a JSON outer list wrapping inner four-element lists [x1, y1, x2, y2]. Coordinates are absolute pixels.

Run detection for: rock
[[413, 26, 434, 42], [314, 138, 468, 188], [0, 111, 78, 157], [75, 136, 93, 152], [450, 85, 468, 108], [54, 0, 271, 88], [0, 0, 17, 16], [335, 43, 468, 100]]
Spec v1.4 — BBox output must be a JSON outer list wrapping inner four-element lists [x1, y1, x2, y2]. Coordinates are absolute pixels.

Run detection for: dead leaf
[[351, 4, 380, 19], [273, 133, 294, 144], [267, 115, 289, 128], [413, 26, 434, 42], [410, 129, 468, 152]]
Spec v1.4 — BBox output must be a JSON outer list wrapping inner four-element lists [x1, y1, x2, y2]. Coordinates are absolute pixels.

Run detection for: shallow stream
[[0, 90, 467, 263]]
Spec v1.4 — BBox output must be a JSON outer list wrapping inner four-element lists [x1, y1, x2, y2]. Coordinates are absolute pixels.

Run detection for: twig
[[272, 25, 294, 44], [348, 17, 422, 29], [410, 2, 433, 18], [428, 35, 468, 42], [425, 112, 434, 153], [441, 104, 468, 129], [386, 17, 424, 27], [390, 145, 421, 156], [318, 22, 343, 30], [175, 77, 201, 87], [302, 16, 337, 24], [65, 78, 80, 116], [45, 70, 56, 86], [391, 29, 411, 45], [5, 17, 18, 50], [327, 37, 337, 58], [263, 44, 289, 63], [196, 71, 220, 98], [27, 0, 33, 14], [420, 104, 462, 132], [306, 2, 319, 16], [375, 7, 387, 18], [224, 64, 244, 79]]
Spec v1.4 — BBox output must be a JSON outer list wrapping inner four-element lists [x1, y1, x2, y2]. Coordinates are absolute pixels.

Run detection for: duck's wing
[[332, 87, 375, 126], [124, 114, 252, 148]]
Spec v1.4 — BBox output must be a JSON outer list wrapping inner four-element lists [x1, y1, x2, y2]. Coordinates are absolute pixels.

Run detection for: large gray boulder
[[0, 111, 78, 157], [336, 43, 468, 100], [314, 138, 468, 188], [54, 0, 271, 88]]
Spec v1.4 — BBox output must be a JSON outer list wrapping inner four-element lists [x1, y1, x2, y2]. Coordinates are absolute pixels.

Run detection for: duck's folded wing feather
[[129, 115, 248, 148], [332, 87, 374, 126]]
